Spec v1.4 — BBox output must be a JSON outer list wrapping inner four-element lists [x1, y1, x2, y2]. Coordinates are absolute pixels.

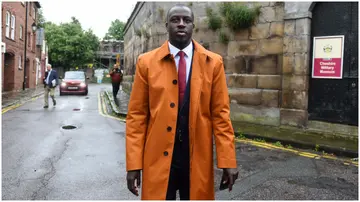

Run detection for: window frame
[[32, 7, 36, 20], [5, 11, 10, 38], [10, 15, 16, 40], [19, 25, 23, 40], [18, 55, 22, 70]]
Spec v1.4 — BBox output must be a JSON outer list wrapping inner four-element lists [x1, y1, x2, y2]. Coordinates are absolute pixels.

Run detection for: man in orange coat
[[126, 4, 238, 200]]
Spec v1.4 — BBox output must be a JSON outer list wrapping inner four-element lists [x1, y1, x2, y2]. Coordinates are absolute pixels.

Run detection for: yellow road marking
[[2, 94, 42, 114], [97, 92, 125, 122], [236, 138, 358, 167]]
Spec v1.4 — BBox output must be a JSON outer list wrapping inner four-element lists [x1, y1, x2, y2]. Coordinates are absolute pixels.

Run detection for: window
[[19, 25, 23, 39], [18, 55, 22, 69], [10, 15, 15, 40], [32, 7, 36, 20], [5, 12, 10, 38]]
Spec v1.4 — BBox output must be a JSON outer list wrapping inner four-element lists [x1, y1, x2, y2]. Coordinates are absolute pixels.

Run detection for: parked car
[[59, 71, 89, 96]]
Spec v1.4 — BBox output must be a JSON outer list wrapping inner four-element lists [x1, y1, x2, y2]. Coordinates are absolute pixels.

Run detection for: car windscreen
[[64, 72, 85, 79]]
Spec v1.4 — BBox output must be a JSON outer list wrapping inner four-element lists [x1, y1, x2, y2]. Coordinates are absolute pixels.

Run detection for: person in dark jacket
[[109, 64, 123, 100], [43, 64, 59, 108]]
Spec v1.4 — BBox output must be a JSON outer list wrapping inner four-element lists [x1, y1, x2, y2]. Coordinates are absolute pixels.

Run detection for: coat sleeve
[[126, 55, 149, 171], [211, 57, 237, 169]]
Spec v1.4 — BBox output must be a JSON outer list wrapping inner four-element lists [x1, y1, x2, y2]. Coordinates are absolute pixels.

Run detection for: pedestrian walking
[[109, 64, 123, 100], [125, 4, 238, 200], [43, 64, 59, 108]]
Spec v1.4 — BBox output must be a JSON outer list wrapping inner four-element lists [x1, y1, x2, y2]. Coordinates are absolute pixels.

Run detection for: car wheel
[[60, 91, 63, 96], [84, 89, 88, 96]]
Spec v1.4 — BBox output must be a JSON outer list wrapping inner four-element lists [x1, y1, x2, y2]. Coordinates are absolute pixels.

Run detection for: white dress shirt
[[168, 42, 193, 84]]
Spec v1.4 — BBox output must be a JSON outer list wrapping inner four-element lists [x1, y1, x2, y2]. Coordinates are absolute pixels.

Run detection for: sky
[[39, 0, 136, 39]]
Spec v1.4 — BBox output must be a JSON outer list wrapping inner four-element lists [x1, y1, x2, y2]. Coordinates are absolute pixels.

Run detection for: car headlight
[[61, 82, 66, 87], [80, 82, 86, 87]]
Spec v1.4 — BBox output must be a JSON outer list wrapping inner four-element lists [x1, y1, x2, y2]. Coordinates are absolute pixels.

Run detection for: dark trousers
[[166, 138, 190, 200], [166, 166, 190, 200], [112, 82, 120, 98]]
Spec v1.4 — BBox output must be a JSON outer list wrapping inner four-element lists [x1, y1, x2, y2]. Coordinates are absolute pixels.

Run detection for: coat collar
[[156, 39, 211, 61]]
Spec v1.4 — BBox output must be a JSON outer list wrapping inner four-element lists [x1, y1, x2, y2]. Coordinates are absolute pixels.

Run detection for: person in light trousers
[[43, 64, 59, 108]]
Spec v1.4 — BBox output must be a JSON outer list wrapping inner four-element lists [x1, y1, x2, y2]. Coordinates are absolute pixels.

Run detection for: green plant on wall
[[187, 2, 193, 7], [218, 2, 261, 31], [135, 29, 142, 37], [158, 7, 165, 21], [219, 31, 229, 44], [206, 7, 222, 31], [141, 27, 150, 39]]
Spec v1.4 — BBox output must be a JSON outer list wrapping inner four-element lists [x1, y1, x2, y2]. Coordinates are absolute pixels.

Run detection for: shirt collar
[[168, 41, 193, 57]]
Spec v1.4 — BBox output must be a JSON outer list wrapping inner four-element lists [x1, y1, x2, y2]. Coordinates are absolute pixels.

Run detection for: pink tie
[[178, 51, 186, 106]]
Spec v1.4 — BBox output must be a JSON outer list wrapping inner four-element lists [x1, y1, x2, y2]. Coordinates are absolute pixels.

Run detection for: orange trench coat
[[126, 39, 237, 200]]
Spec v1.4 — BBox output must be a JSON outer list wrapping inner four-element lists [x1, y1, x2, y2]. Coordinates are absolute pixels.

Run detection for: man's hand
[[221, 168, 239, 191], [127, 170, 141, 196]]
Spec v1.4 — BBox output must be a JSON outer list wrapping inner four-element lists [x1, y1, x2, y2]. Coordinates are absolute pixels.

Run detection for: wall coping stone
[[284, 11, 312, 20]]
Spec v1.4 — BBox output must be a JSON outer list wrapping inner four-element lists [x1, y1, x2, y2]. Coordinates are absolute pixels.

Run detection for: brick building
[[1, 1, 41, 91]]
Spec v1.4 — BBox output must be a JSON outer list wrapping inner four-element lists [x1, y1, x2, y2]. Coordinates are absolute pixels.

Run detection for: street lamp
[[23, 1, 37, 90], [31, 22, 37, 32]]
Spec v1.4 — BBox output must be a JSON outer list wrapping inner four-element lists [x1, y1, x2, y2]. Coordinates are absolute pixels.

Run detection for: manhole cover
[[73, 108, 80, 111], [62, 125, 77, 130], [85, 97, 89, 99]]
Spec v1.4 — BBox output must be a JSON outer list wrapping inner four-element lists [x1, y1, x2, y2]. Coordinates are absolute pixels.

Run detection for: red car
[[59, 71, 89, 96]]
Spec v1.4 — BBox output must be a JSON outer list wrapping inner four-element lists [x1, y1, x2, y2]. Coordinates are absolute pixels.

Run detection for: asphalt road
[[2, 84, 137, 200], [2, 83, 358, 200]]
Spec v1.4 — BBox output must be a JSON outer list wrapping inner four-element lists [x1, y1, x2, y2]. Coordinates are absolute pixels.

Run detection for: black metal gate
[[308, 2, 358, 126]]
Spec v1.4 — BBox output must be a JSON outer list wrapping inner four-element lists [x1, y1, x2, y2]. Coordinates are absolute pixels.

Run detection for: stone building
[[1, 1, 41, 91], [122, 2, 358, 139]]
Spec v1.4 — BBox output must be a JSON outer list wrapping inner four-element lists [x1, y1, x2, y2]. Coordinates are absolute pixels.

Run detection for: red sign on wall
[[312, 35, 345, 79]]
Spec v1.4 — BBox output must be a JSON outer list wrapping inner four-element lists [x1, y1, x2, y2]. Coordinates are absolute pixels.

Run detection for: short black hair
[[166, 4, 194, 22]]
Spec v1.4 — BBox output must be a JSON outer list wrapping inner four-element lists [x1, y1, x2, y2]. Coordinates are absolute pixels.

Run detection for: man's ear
[[165, 22, 168, 31]]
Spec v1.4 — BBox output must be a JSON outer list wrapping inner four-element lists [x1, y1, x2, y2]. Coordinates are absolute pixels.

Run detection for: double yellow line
[[2, 94, 43, 114], [97, 92, 126, 122], [236, 139, 358, 167]]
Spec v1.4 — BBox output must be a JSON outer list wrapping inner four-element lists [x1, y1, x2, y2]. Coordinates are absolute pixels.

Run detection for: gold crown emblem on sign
[[323, 44, 332, 53]]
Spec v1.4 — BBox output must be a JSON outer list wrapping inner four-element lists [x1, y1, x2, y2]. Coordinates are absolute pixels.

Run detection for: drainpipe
[[22, 2, 28, 90]]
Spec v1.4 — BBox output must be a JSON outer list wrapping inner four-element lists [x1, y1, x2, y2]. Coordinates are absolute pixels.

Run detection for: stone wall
[[122, 2, 358, 137]]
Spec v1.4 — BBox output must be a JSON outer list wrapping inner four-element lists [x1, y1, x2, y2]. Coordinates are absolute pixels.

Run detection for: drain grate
[[73, 108, 80, 111], [85, 97, 89, 99], [62, 125, 77, 130]]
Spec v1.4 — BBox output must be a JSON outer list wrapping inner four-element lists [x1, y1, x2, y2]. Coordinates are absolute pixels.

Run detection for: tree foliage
[[44, 17, 99, 70], [104, 19, 126, 40], [37, 8, 46, 28]]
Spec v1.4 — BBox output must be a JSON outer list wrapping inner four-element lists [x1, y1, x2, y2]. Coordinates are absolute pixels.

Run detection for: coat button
[[167, 126, 172, 132], [173, 80, 177, 85], [164, 151, 168, 156], [170, 102, 175, 108]]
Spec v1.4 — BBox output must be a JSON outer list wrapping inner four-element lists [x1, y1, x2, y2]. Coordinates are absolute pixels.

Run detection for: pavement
[[2, 85, 45, 110], [2, 83, 358, 200]]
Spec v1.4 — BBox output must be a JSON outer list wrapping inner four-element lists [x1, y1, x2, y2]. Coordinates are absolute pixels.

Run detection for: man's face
[[47, 66, 51, 71], [166, 6, 194, 47]]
